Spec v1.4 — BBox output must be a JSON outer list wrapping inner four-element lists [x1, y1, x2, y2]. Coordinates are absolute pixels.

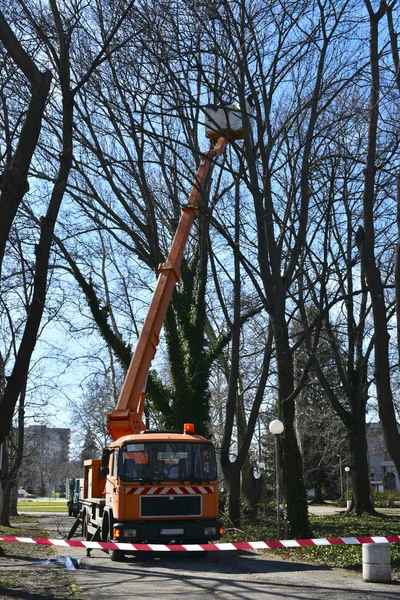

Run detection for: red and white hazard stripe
[[126, 485, 213, 495], [1, 535, 400, 552]]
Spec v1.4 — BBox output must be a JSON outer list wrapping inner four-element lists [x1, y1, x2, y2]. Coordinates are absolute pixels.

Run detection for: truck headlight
[[124, 528, 137, 538], [204, 526, 217, 536]]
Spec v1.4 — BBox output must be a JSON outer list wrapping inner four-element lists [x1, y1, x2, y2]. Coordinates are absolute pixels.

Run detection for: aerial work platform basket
[[204, 101, 250, 141]]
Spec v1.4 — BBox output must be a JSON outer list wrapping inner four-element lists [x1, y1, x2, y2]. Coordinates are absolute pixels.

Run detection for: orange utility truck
[[80, 103, 247, 560]]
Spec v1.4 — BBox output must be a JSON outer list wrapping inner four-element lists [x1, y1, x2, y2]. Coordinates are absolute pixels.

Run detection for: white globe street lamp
[[269, 419, 284, 436], [269, 419, 284, 538]]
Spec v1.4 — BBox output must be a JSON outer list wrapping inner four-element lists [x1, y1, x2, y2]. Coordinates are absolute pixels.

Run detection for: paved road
[[40, 515, 400, 599]]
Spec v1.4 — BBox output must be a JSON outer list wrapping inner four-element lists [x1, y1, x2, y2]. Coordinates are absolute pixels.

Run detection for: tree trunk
[[225, 465, 241, 527], [0, 441, 11, 527], [0, 483, 13, 527], [9, 480, 18, 517], [395, 174, 400, 367], [236, 376, 264, 521], [348, 416, 376, 515], [241, 463, 264, 521], [314, 481, 323, 505], [281, 420, 311, 537], [274, 305, 312, 538]]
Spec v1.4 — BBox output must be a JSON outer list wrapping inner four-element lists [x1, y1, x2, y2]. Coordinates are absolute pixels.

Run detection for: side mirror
[[101, 448, 112, 475]]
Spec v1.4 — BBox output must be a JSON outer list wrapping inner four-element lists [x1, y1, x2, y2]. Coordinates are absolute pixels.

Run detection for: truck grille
[[140, 495, 201, 517]]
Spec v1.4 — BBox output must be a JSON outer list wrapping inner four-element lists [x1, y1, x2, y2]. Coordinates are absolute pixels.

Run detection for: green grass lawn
[[17, 501, 68, 512]]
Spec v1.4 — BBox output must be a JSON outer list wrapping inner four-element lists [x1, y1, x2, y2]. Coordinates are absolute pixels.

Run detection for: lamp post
[[257, 461, 266, 517], [345, 466, 350, 508], [338, 455, 343, 507], [269, 419, 284, 539]]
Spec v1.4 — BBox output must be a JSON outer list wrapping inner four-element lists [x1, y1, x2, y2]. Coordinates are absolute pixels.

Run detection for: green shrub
[[373, 489, 400, 507]]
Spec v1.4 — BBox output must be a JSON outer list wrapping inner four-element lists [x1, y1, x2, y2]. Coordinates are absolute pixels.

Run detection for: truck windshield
[[119, 441, 217, 482]]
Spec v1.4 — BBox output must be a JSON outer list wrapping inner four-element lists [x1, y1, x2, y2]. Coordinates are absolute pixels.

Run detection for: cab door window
[[112, 450, 119, 477]]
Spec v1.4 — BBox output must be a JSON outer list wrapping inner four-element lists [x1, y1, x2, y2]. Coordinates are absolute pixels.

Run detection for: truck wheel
[[101, 513, 109, 542], [108, 531, 124, 562], [84, 514, 91, 541], [81, 511, 88, 539], [68, 503, 73, 517]]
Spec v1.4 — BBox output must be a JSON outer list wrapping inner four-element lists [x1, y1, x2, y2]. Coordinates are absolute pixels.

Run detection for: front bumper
[[112, 518, 223, 544]]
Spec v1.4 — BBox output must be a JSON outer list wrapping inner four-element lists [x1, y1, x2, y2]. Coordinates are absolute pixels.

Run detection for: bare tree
[[0, 0, 136, 444], [205, 0, 359, 537], [358, 0, 400, 481], [0, 1, 136, 524]]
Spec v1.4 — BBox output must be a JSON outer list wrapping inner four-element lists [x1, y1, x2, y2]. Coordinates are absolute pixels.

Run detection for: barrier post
[[362, 543, 391, 583]]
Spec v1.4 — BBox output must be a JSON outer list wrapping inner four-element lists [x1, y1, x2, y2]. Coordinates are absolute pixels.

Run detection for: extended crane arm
[[107, 136, 228, 440]]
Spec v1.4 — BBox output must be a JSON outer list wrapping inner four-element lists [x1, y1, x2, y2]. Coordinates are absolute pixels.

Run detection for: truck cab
[[103, 427, 222, 545]]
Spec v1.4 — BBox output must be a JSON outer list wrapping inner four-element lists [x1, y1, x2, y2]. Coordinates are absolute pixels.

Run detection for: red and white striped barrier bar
[[1, 535, 400, 552], [126, 485, 213, 495]]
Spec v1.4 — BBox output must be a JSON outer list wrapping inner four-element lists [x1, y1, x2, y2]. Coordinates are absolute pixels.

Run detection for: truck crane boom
[[106, 136, 228, 441], [76, 101, 249, 559]]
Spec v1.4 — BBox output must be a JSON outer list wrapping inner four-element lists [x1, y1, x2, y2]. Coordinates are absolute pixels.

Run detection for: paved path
[[308, 504, 344, 517]]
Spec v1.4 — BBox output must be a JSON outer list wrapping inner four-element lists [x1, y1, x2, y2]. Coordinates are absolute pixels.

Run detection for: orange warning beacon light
[[184, 423, 195, 434]]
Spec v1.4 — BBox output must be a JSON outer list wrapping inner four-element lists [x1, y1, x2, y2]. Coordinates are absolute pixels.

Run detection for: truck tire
[[68, 503, 73, 517], [81, 510, 88, 539], [84, 513, 91, 541], [101, 512, 109, 542], [108, 534, 124, 561]]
